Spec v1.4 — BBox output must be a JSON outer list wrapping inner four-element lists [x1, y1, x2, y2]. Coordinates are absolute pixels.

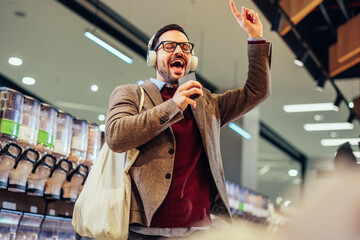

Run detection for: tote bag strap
[[123, 86, 144, 173], [139, 86, 145, 112]]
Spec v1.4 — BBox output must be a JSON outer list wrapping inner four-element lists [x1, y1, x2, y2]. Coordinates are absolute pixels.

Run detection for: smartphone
[[178, 72, 200, 99]]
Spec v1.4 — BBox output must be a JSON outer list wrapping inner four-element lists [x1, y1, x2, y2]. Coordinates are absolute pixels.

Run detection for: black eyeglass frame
[[155, 41, 194, 54]]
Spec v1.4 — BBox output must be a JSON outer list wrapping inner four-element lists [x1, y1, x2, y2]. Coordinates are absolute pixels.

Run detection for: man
[[106, 0, 271, 239]]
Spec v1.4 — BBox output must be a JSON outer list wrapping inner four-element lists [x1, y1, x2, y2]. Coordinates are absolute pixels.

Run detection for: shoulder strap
[[139, 86, 145, 113]]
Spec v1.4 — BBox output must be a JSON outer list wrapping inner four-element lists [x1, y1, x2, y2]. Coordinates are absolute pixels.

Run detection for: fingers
[[180, 81, 203, 99], [184, 87, 203, 99], [242, 7, 247, 22], [172, 80, 203, 110], [229, 0, 242, 21], [178, 80, 202, 92]]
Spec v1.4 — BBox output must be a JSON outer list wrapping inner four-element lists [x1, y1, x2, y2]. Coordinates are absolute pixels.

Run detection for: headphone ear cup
[[147, 50, 157, 67], [190, 55, 198, 71]]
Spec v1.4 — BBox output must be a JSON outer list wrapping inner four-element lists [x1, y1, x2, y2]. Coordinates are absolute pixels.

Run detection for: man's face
[[155, 30, 192, 84]]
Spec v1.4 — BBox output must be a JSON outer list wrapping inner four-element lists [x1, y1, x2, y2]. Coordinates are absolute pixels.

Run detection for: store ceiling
[[0, 0, 359, 202]]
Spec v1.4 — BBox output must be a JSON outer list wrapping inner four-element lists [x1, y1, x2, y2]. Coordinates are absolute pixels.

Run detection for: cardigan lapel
[[141, 79, 164, 106]]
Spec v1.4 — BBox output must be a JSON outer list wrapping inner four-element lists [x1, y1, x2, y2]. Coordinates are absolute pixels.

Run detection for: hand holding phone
[[178, 72, 200, 99]]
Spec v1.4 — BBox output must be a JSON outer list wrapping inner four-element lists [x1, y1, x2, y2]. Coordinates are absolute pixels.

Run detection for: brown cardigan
[[105, 43, 272, 227]]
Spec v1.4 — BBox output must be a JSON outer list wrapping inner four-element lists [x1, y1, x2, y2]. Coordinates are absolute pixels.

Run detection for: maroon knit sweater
[[150, 86, 212, 228]]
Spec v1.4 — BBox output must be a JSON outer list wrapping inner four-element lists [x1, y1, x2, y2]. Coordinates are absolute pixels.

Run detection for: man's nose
[[173, 44, 183, 55]]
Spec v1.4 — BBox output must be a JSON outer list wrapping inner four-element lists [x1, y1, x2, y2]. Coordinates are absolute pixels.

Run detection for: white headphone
[[146, 33, 198, 71]]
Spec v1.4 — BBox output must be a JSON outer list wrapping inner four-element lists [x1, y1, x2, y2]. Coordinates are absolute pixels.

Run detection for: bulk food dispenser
[[84, 122, 101, 167], [0, 87, 24, 148], [62, 117, 88, 202], [17, 96, 41, 149], [0, 87, 24, 189], [7, 95, 41, 192], [34, 103, 57, 156], [44, 110, 73, 199], [68, 117, 88, 168], [27, 103, 57, 196]]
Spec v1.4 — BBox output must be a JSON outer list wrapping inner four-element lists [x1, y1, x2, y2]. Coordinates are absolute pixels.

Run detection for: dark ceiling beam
[[336, 0, 350, 21], [265, 0, 359, 125], [318, 3, 337, 38]]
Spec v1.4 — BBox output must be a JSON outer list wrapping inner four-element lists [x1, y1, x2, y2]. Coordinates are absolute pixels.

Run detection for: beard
[[158, 68, 179, 85], [157, 55, 189, 85]]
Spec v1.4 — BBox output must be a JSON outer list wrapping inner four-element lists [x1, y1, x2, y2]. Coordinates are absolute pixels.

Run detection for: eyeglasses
[[155, 41, 194, 54]]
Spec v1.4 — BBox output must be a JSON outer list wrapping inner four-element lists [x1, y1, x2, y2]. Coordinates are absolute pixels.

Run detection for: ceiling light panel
[[321, 138, 360, 147], [283, 103, 336, 113], [304, 122, 354, 131]]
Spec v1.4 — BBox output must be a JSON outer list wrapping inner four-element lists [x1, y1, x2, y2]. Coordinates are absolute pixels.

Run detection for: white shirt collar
[[149, 78, 176, 90], [149, 78, 166, 91]]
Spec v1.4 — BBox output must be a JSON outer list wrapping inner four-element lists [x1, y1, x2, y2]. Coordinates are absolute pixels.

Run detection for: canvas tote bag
[[72, 86, 145, 240]]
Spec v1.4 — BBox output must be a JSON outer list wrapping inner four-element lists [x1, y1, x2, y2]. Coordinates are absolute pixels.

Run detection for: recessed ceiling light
[[283, 103, 336, 113], [321, 138, 360, 146], [98, 114, 105, 121], [293, 59, 304, 67], [288, 169, 298, 177], [304, 122, 354, 131], [349, 102, 354, 108], [22, 77, 35, 85], [8, 57, 22, 66], [99, 124, 105, 132], [91, 85, 99, 92], [314, 114, 324, 121], [330, 132, 338, 138]]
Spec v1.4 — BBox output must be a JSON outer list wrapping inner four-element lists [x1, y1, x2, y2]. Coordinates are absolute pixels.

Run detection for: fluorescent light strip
[[283, 103, 336, 113], [84, 31, 133, 64], [354, 152, 360, 158], [228, 122, 252, 140], [304, 122, 354, 131], [321, 138, 360, 147]]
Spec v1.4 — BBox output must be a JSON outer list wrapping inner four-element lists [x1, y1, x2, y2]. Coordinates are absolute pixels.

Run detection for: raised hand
[[229, 0, 263, 38]]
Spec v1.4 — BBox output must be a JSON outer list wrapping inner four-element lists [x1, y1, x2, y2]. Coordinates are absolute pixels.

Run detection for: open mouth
[[170, 59, 185, 74]]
